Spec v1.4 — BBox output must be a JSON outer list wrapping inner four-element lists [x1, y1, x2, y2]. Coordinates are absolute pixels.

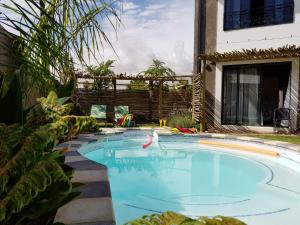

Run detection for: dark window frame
[[223, 0, 295, 31]]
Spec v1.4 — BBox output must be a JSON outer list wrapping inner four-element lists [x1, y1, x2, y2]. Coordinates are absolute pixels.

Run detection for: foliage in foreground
[[0, 92, 100, 225], [167, 110, 196, 129], [125, 211, 247, 225]]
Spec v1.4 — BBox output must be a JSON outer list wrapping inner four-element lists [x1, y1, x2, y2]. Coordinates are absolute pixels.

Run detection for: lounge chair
[[114, 106, 135, 127], [273, 108, 291, 129], [91, 105, 107, 121]]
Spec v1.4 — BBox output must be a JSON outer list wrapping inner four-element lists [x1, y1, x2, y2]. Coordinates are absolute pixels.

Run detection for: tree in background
[[85, 60, 115, 91], [139, 59, 176, 90], [140, 59, 176, 78], [127, 80, 148, 90]]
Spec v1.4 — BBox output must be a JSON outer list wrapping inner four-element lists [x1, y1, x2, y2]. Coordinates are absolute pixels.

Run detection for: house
[[0, 25, 15, 75], [193, 0, 300, 132]]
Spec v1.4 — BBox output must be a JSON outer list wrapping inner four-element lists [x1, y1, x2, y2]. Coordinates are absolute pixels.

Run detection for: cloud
[[122, 2, 139, 11], [1, 0, 194, 75], [138, 4, 165, 17], [98, 0, 194, 75]]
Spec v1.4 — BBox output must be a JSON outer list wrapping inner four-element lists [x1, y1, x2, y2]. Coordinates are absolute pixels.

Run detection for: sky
[[0, 0, 195, 75], [100, 0, 195, 75]]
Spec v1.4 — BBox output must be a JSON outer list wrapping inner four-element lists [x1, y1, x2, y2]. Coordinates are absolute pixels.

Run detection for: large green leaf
[[125, 212, 247, 225]]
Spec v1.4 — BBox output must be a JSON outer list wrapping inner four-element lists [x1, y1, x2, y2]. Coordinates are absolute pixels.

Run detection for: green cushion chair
[[91, 105, 107, 120]]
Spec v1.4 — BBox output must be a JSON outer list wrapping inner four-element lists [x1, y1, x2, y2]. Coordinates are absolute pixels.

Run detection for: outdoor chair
[[114, 106, 136, 127], [273, 108, 292, 129], [90, 105, 107, 122]]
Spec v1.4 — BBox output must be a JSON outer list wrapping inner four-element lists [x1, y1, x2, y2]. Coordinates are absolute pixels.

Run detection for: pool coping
[[54, 128, 300, 225], [54, 133, 115, 225]]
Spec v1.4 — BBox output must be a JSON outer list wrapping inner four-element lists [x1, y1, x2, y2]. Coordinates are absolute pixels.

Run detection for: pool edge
[[54, 133, 116, 225], [53, 129, 300, 225]]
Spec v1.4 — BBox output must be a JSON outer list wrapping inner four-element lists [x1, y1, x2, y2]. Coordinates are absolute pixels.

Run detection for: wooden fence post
[[113, 78, 117, 121], [159, 81, 163, 120], [149, 80, 154, 121], [200, 59, 207, 132]]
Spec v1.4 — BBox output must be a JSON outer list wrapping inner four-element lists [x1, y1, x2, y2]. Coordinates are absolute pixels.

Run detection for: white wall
[[214, 58, 299, 130], [216, 0, 300, 53]]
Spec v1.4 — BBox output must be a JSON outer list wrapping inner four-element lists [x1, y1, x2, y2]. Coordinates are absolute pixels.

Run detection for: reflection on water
[[82, 131, 267, 224]]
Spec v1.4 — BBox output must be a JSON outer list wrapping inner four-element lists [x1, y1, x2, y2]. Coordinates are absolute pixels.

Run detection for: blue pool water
[[80, 131, 300, 225]]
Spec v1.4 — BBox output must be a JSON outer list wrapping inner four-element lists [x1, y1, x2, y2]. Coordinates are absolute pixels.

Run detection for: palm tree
[[85, 60, 115, 91], [141, 59, 176, 78], [0, 0, 121, 92], [0, 0, 121, 123]]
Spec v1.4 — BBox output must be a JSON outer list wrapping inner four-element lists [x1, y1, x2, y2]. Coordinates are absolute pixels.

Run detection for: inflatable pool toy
[[142, 135, 152, 149], [171, 128, 180, 133], [177, 127, 196, 134]]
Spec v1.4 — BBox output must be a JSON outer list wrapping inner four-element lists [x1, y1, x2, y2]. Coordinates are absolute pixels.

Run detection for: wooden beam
[[149, 81, 154, 121], [298, 56, 300, 131], [200, 59, 207, 132], [158, 81, 163, 120], [76, 74, 192, 82], [200, 45, 300, 63]]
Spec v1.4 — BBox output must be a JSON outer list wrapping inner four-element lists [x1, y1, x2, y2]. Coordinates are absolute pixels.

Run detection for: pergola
[[76, 73, 193, 120], [193, 45, 300, 130]]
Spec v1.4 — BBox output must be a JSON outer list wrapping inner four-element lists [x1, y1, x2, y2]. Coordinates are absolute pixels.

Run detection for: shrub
[[125, 211, 247, 225], [0, 92, 100, 225], [167, 111, 195, 128]]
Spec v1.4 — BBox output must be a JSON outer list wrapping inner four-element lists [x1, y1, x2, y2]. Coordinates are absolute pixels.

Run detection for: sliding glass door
[[222, 66, 261, 125]]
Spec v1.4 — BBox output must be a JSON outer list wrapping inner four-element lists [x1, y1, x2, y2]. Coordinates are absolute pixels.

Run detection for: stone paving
[[54, 128, 300, 225], [54, 134, 115, 225]]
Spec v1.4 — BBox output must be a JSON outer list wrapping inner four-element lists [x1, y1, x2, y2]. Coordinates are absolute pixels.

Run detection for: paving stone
[[287, 146, 300, 152], [72, 170, 108, 183], [211, 134, 227, 138], [76, 181, 111, 198], [264, 141, 288, 145], [237, 136, 258, 141], [65, 156, 87, 163], [67, 160, 106, 171], [54, 198, 114, 224], [65, 151, 81, 157]]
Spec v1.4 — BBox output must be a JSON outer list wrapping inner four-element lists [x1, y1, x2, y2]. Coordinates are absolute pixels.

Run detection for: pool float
[[177, 127, 195, 134], [142, 135, 152, 149], [171, 128, 180, 133]]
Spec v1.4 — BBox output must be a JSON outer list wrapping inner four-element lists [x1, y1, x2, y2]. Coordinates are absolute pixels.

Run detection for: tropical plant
[[140, 59, 176, 78], [127, 80, 148, 90], [125, 211, 247, 225], [0, 91, 100, 225], [167, 110, 196, 128], [85, 60, 115, 91], [0, 0, 121, 124]]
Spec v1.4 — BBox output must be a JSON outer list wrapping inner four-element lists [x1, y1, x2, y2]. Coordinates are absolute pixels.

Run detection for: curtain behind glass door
[[222, 69, 238, 124], [238, 67, 261, 125]]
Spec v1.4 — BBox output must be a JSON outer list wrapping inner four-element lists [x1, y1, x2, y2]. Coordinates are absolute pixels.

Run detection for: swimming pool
[[79, 131, 300, 225]]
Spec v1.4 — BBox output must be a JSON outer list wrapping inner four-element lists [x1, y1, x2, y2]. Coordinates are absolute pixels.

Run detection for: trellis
[[199, 45, 300, 62], [193, 45, 300, 131]]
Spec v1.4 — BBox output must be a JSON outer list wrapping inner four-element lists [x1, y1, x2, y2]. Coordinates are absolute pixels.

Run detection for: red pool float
[[142, 135, 152, 149]]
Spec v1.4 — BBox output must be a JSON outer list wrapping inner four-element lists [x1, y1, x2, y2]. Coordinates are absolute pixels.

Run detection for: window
[[222, 66, 261, 125], [224, 0, 294, 30], [222, 63, 291, 126]]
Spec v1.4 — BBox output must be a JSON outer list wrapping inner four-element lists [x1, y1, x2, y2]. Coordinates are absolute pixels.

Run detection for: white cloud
[[1, 0, 194, 75], [97, 0, 194, 75], [138, 4, 165, 17], [122, 2, 139, 11]]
